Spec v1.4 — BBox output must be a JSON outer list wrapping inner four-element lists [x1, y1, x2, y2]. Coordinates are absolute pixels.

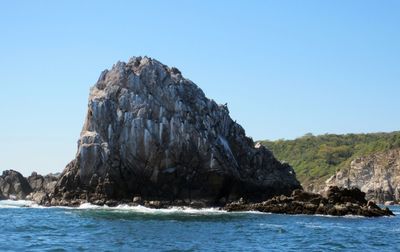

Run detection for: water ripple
[[0, 202, 399, 251]]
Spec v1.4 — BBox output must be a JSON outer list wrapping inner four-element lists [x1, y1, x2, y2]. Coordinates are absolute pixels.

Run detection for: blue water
[[0, 200, 399, 251]]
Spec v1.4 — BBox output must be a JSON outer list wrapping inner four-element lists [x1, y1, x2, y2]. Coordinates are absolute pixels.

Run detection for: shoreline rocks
[[25, 172, 59, 204], [0, 170, 32, 199], [224, 186, 394, 217], [0, 170, 59, 202], [324, 149, 400, 204], [0, 170, 393, 217]]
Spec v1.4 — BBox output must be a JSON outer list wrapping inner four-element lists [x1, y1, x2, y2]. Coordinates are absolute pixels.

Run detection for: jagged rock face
[[0, 170, 32, 199], [324, 149, 400, 203], [53, 56, 300, 205], [24, 172, 59, 203], [28, 172, 58, 193]]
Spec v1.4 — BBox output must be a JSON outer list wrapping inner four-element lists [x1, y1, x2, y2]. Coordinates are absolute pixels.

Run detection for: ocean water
[[0, 200, 399, 251]]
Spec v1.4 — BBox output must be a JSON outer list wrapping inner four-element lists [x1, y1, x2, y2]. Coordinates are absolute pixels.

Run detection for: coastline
[[36, 187, 396, 217], [0, 198, 396, 219]]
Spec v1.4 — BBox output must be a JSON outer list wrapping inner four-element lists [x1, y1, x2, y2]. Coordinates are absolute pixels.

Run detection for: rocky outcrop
[[0, 170, 59, 202], [0, 170, 32, 199], [25, 172, 59, 203], [224, 186, 394, 217], [49, 56, 301, 206], [324, 149, 400, 204], [27, 172, 59, 193]]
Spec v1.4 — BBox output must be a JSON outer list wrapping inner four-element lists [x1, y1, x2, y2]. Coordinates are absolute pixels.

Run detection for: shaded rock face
[[324, 149, 400, 204], [52, 56, 301, 206], [224, 186, 394, 217], [0, 170, 59, 202], [28, 172, 58, 193], [0, 170, 32, 199], [26, 172, 59, 203]]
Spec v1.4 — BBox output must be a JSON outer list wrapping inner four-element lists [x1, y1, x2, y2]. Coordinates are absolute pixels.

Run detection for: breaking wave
[[0, 200, 228, 215]]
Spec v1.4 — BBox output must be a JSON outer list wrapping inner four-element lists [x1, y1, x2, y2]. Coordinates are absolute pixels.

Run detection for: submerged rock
[[224, 186, 394, 217], [49, 56, 301, 206], [0, 170, 32, 199]]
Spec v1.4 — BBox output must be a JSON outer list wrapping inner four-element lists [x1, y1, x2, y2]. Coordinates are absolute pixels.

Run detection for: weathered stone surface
[[25, 172, 59, 204], [27, 172, 58, 194], [0, 170, 32, 199], [0, 170, 59, 203], [49, 56, 301, 206], [324, 149, 400, 204], [224, 186, 394, 217]]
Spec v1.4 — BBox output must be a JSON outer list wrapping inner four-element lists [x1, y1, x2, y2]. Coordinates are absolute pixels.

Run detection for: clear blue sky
[[1, 1, 399, 176]]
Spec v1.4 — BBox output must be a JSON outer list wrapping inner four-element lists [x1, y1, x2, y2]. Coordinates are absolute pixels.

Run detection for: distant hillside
[[260, 131, 400, 190]]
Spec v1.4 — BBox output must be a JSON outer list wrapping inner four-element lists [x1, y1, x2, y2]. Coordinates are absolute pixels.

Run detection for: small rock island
[[50, 56, 301, 207], [0, 57, 394, 217]]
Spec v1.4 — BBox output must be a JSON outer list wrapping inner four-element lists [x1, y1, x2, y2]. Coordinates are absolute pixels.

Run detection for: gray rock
[[0, 170, 32, 199], [51, 56, 301, 206], [132, 196, 142, 203], [23, 172, 59, 204], [26, 191, 47, 203], [27, 172, 58, 194], [0, 170, 59, 203], [324, 149, 400, 204]]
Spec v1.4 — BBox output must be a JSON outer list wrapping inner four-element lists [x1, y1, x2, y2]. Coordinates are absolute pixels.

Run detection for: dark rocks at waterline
[[25, 172, 59, 203], [49, 56, 301, 207], [224, 186, 394, 217], [0, 170, 32, 199], [0, 170, 59, 202]]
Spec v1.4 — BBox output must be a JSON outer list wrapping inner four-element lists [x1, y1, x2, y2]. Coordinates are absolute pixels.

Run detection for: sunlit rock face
[[324, 149, 400, 204], [53, 57, 300, 205]]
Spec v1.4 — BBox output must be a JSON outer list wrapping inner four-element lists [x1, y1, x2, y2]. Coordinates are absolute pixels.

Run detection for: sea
[[0, 200, 399, 251]]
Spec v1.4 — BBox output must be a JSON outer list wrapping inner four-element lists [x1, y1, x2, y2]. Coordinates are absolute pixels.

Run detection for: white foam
[[1, 201, 394, 218], [77, 203, 108, 209], [75, 203, 227, 215], [0, 200, 38, 208], [0, 200, 227, 214], [312, 214, 365, 219]]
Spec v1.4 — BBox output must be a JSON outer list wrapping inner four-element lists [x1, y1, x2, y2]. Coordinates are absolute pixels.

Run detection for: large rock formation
[[324, 149, 400, 204], [0, 170, 32, 199], [50, 56, 301, 206]]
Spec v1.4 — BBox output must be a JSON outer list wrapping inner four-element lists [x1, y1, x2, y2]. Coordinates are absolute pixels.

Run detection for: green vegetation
[[260, 131, 400, 188]]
